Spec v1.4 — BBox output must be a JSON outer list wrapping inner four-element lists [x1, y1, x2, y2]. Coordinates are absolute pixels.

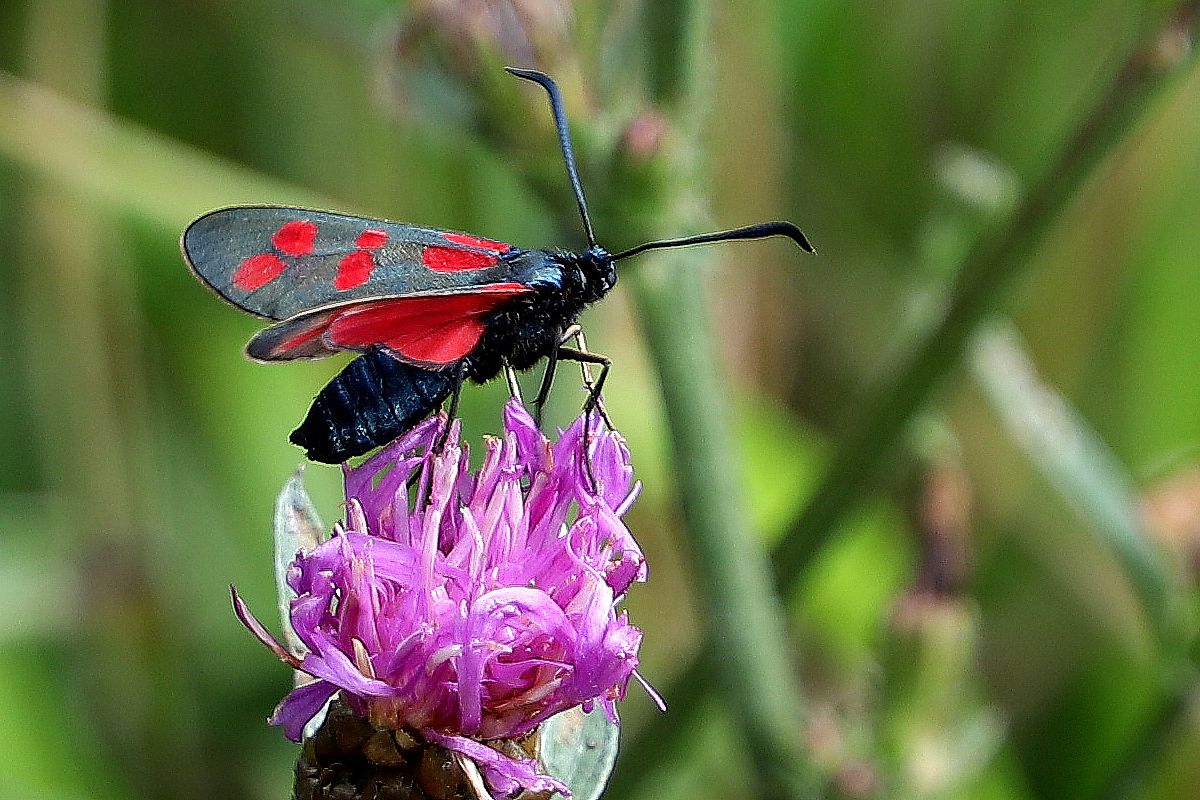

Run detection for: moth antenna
[[611, 221, 816, 261], [505, 67, 598, 249]]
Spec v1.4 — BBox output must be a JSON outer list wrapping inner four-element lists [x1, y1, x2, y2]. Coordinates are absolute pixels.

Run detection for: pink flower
[[234, 400, 646, 797]]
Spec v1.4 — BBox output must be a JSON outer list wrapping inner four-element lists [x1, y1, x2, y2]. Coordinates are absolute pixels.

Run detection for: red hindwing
[[245, 283, 531, 366]]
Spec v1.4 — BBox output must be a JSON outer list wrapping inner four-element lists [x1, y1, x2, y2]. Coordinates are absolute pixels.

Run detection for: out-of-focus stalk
[[628, 249, 819, 799], [615, 1, 820, 797]]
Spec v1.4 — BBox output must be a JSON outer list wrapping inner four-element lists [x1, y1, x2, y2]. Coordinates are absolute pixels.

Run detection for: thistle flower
[[233, 400, 649, 798]]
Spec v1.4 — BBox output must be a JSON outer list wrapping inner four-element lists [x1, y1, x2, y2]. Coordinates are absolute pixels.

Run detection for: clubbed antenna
[[611, 221, 816, 261], [505, 67, 598, 249]]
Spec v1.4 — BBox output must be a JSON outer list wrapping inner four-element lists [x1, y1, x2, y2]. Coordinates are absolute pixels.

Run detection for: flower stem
[[628, 260, 820, 799], [619, 1, 820, 797]]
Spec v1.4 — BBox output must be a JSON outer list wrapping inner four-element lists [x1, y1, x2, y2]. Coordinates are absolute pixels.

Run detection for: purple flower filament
[[234, 400, 649, 797]]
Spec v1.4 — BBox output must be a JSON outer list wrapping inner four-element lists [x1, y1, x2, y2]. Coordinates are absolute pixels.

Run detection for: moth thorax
[[294, 699, 551, 800], [570, 248, 616, 301]]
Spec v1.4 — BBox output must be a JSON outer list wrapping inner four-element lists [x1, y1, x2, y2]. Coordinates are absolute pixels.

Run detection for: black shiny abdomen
[[290, 349, 455, 463]]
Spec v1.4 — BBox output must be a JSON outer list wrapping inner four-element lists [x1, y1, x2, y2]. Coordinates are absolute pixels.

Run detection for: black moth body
[[292, 246, 616, 463], [290, 351, 454, 464]]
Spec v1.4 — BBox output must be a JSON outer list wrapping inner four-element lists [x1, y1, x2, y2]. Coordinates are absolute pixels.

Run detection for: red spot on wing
[[356, 229, 388, 249], [422, 246, 499, 272], [233, 253, 287, 291], [326, 283, 530, 364], [273, 220, 318, 256], [334, 250, 375, 291], [443, 232, 511, 253]]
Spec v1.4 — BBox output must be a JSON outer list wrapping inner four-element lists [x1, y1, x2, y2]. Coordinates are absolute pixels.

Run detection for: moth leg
[[433, 361, 469, 454], [559, 327, 613, 429], [528, 324, 589, 427], [504, 362, 523, 402], [555, 343, 613, 494], [532, 345, 560, 428], [556, 347, 611, 417]]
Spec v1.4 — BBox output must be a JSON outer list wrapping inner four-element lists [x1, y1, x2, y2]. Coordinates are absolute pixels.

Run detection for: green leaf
[[540, 708, 620, 800], [0, 70, 339, 231], [970, 322, 1177, 643]]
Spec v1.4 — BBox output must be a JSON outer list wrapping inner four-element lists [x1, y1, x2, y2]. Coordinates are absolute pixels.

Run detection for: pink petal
[[270, 680, 338, 742], [231, 585, 301, 667], [423, 729, 569, 799]]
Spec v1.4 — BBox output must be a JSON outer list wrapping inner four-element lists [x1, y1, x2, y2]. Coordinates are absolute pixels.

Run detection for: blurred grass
[[2, 1, 1200, 800]]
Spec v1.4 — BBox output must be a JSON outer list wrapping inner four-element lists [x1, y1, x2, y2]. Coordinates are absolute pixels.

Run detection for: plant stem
[[617, 1, 819, 797], [629, 256, 820, 799]]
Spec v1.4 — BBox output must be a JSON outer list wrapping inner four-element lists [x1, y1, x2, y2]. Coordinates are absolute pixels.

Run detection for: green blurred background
[[3, 1, 1200, 798]]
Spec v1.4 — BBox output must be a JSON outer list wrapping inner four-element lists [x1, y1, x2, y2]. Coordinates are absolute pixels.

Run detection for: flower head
[[234, 400, 646, 797]]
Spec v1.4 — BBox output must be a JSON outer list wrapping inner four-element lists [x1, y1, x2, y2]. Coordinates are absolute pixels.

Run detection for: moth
[[182, 68, 814, 463]]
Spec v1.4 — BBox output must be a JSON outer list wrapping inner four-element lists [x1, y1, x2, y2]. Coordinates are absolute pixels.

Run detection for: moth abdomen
[[290, 349, 455, 463]]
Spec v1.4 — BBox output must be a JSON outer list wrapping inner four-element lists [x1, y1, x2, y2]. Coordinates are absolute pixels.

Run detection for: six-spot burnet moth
[[181, 67, 815, 464]]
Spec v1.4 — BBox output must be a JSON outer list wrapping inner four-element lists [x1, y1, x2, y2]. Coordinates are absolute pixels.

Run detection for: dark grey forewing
[[181, 206, 522, 321]]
